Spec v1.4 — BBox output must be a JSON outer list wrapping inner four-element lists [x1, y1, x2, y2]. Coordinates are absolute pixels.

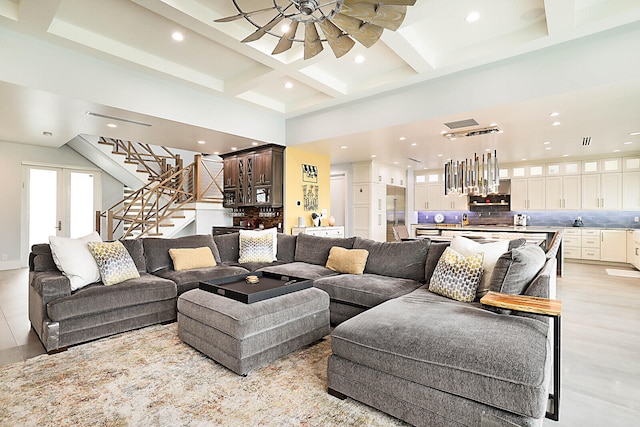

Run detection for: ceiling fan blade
[[272, 21, 299, 55], [304, 22, 324, 60], [345, 0, 416, 5], [214, 6, 277, 23], [318, 19, 355, 58], [330, 13, 383, 48], [340, 3, 407, 31], [241, 14, 285, 43]]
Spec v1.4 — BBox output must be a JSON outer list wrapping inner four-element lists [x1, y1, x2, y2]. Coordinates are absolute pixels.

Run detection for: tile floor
[[1, 263, 639, 426]]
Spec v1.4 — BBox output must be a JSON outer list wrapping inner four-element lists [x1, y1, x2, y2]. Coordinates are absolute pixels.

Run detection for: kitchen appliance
[[573, 217, 584, 227], [514, 214, 527, 226], [386, 185, 406, 242]]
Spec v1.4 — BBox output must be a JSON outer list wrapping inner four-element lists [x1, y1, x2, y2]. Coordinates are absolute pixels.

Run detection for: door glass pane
[[29, 169, 58, 248], [69, 172, 94, 238]]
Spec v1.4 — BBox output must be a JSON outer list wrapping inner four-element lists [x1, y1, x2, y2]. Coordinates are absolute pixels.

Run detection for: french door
[[26, 166, 101, 249]]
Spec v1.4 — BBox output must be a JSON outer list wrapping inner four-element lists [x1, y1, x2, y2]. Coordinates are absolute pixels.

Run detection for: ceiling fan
[[215, 0, 417, 60]]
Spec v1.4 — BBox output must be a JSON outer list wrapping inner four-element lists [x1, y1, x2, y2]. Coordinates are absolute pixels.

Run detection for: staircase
[[69, 135, 223, 239]]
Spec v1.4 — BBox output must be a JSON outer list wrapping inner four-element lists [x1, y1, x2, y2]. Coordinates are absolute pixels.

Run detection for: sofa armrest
[[29, 270, 72, 303]]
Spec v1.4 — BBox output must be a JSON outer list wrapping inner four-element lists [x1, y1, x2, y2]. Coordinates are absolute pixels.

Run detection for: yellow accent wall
[[284, 147, 331, 234]]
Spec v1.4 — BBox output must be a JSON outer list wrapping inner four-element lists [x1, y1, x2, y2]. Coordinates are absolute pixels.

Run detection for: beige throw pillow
[[326, 246, 369, 275], [169, 247, 216, 271]]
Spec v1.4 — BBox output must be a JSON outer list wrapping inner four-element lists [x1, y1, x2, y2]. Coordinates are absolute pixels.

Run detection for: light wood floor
[[1, 263, 638, 426]]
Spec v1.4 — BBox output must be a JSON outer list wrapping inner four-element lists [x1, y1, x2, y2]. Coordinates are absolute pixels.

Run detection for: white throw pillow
[[451, 235, 509, 300], [49, 231, 102, 291], [238, 228, 277, 263]]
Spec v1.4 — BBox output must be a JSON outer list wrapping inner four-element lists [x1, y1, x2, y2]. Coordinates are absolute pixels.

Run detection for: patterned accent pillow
[[87, 241, 140, 286], [169, 247, 217, 270], [239, 229, 276, 263], [428, 247, 484, 302]]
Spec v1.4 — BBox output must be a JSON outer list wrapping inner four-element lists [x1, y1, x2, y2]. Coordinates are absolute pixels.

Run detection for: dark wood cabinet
[[222, 145, 283, 208]]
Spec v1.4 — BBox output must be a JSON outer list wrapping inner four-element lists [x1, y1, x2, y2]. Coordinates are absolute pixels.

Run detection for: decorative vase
[[327, 216, 336, 226], [312, 217, 321, 227]]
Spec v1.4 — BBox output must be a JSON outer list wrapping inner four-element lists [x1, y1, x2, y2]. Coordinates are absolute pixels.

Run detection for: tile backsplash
[[416, 210, 640, 229]]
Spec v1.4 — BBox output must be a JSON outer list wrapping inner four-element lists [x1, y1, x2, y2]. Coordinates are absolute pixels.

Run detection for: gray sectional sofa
[[28, 231, 556, 426]]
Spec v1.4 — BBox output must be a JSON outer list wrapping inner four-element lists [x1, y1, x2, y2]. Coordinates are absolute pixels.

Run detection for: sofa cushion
[[213, 232, 240, 263], [325, 247, 369, 275], [331, 287, 552, 419], [428, 247, 484, 303], [88, 241, 140, 286], [294, 234, 356, 266], [169, 247, 217, 271], [224, 260, 289, 272], [424, 242, 449, 284], [276, 233, 297, 262], [46, 273, 176, 321], [451, 236, 509, 300], [143, 235, 222, 273], [49, 232, 102, 291], [490, 245, 546, 296], [239, 229, 277, 263], [120, 239, 147, 273], [354, 237, 430, 282], [258, 262, 338, 281], [153, 265, 250, 295], [314, 274, 422, 309]]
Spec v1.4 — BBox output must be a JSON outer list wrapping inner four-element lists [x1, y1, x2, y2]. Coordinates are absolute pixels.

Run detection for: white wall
[[0, 140, 122, 270], [330, 163, 354, 237]]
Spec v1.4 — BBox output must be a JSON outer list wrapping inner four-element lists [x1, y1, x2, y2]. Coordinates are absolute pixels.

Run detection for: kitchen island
[[412, 224, 564, 276]]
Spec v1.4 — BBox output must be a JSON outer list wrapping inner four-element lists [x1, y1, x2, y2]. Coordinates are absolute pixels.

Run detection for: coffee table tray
[[199, 271, 312, 304]]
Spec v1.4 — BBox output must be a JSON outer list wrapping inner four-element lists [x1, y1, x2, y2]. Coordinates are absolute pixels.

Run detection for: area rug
[[605, 268, 640, 279], [0, 324, 407, 427]]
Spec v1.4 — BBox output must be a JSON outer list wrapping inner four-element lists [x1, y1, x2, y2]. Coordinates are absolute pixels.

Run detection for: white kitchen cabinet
[[563, 228, 581, 259], [442, 193, 468, 210], [545, 175, 581, 209], [582, 158, 622, 174], [627, 230, 636, 265], [600, 230, 627, 263], [353, 179, 386, 241], [581, 173, 622, 209], [414, 183, 443, 211], [622, 171, 640, 210], [632, 231, 640, 270], [511, 177, 545, 210]]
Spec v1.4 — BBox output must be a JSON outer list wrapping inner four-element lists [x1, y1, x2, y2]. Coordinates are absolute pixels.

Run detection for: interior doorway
[[26, 165, 101, 249], [330, 174, 347, 230]]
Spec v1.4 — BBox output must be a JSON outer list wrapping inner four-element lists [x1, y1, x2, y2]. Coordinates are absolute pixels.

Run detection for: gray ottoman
[[177, 287, 330, 375]]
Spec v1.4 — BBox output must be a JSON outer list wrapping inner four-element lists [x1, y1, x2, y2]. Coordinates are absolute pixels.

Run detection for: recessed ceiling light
[[340, 145, 348, 149], [613, 149, 621, 152], [543, 141, 551, 145], [549, 112, 559, 117], [623, 141, 632, 145], [231, 147, 237, 151], [284, 81, 293, 89], [171, 31, 184, 42], [251, 142, 259, 146], [407, 165, 412, 168], [107, 123, 117, 128], [440, 130, 447, 134], [213, 151, 220, 155], [545, 147, 552, 150], [197, 140, 206, 145], [630, 131, 640, 136], [423, 167, 429, 170], [465, 11, 480, 22], [370, 154, 376, 158], [551, 121, 561, 126], [411, 143, 417, 146], [489, 123, 498, 127], [393, 161, 399, 164], [437, 154, 443, 157], [521, 158, 528, 161], [399, 136, 406, 141], [42, 131, 53, 136], [354, 55, 365, 64], [485, 148, 491, 152], [562, 154, 569, 157]]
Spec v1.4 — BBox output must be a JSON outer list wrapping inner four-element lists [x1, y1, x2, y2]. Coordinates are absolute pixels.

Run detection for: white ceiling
[[1, 0, 639, 169]]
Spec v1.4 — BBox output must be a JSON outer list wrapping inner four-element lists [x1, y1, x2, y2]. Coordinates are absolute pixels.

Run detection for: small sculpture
[[311, 212, 321, 227]]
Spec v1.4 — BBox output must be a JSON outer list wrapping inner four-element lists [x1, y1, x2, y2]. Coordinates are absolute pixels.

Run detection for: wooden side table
[[480, 291, 562, 421]]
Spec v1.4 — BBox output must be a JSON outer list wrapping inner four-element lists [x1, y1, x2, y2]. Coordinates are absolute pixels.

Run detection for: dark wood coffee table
[[199, 271, 312, 304]]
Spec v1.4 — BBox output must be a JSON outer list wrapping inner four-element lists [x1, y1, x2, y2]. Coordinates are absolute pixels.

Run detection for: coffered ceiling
[[1, 0, 639, 169]]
